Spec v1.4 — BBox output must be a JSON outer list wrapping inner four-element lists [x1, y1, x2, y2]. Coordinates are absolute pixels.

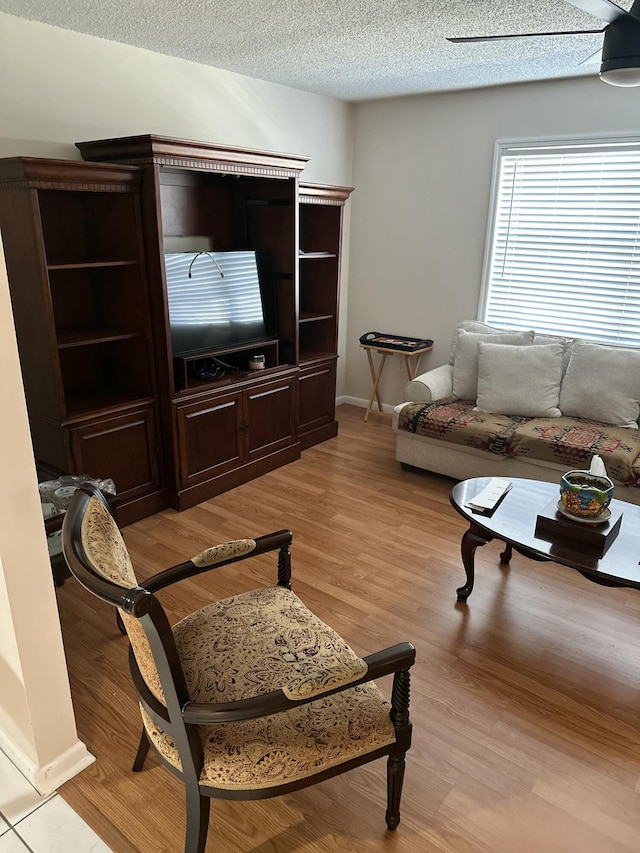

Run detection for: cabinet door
[[69, 407, 161, 502], [175, 391, 242, 489], [298, 360, 337, 435], [245, 377, 296, 463]]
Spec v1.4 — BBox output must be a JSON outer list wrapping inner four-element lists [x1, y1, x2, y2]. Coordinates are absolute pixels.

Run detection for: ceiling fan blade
[[564, 0, 635, 24], [447, 28, 604, 44]]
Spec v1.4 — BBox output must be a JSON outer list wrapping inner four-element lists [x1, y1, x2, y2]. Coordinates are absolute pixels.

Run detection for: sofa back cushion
[[559, 340, 640, 429], [451, 328, 535, 401], [533, 332, 574, 374], [476, 342, 565, 417], [448, 320, 526, 365]]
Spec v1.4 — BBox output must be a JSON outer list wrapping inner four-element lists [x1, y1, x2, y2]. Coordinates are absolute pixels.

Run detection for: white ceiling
[[0, 0, 635, 101]]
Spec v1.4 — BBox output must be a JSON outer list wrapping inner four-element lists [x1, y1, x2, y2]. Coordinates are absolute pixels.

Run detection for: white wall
[[347, 76, 640, 408], [0, 13, 354, 180], [0, 12, 354, 788], [0, 235, 93, 793]]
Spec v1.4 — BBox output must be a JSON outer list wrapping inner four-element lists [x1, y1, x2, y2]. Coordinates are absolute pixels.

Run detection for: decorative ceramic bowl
[[559, 470, 614, 519]]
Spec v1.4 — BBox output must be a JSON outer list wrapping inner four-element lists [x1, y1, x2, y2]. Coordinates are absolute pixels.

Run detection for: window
[[479, 139, 640, 345]]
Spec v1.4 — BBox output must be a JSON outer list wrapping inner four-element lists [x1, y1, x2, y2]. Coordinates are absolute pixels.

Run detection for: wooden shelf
[[47, 260, 139, 271], [64, 388, 155, 420], [246, 198, 294, 207], [57, 328, 144, 348], [299, 349, 335, 364], [299, 313, 334, 323], [173, 337, 281, 393], [175, 363, 293, 397]]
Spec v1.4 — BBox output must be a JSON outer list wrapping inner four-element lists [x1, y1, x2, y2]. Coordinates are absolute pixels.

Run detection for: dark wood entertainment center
[[0, 136, 352, 523]]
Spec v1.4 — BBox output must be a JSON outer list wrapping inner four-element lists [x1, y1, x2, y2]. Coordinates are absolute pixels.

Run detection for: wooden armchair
[[62, 484, 416, 853]]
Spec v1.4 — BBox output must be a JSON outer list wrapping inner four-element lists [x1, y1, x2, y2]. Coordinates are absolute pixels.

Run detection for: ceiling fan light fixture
[[599, 17, 640, 87], [599, 61, 640, 86]]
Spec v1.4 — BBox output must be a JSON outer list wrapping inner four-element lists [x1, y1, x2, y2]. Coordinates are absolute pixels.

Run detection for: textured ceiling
[[0, 0, 635, 101]]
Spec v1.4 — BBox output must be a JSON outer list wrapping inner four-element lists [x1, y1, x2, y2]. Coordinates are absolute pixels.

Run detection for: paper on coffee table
[[466, 478, 512, 512]]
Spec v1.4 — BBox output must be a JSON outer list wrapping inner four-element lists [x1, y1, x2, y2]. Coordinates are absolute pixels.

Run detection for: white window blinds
[[481, 141, 640, 345]]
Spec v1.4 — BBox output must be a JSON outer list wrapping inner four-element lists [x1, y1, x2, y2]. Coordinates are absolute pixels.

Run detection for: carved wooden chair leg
[[184, 786, 210, 853], [386, 751, 406, 830], [131, 728, 150, 772], [386, 668, 412, 830]]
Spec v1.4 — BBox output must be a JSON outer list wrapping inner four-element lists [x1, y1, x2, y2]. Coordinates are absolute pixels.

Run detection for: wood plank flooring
[[56, 405, 640, 852]]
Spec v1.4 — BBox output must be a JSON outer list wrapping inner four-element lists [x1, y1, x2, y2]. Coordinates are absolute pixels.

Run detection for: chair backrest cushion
[[80, 494, 167, 702], [81, 495, 137, 588]]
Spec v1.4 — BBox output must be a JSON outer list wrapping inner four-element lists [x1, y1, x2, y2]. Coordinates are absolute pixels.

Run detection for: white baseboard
[[0, 730, 95, 797], [337, 396, 396, 415]]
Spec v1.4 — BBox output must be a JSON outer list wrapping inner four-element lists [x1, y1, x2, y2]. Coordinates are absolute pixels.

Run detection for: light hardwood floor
[[57, 405, 640, 852]]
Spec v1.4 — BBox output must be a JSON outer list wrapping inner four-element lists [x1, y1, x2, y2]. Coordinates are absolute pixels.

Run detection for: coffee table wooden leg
[[457, 526, 491, 602], [500, 542, 512, 564]]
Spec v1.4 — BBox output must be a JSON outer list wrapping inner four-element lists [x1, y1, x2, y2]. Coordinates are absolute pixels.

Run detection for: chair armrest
[[142, 529, 293, 593], [181, 642, 416, 725], [403, 363, 453, 402]]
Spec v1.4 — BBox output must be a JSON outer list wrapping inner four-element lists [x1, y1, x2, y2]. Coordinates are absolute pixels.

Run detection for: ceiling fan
[[447, 0, 640, 87]]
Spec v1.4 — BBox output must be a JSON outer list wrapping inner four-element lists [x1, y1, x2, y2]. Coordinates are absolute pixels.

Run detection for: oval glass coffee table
[[450, 477, 640, 602]]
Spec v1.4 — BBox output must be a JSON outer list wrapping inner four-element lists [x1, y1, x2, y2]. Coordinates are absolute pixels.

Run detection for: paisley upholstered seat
[[62, 484, 415, 853], [143, 586, 396, 790]]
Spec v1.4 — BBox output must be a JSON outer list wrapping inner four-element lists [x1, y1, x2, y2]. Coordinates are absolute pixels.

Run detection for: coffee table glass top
[[450, 477, 640, 589]]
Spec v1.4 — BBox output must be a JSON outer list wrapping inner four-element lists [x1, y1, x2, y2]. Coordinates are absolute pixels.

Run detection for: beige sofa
[[393, 321, 640, 505]]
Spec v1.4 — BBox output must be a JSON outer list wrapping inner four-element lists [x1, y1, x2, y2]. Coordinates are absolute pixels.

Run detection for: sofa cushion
[[508, 417, 640, 485], [559, 340, 640, 429], [451, 328, 535, 401], [448, 320, 531, 365], [398, 400, 640, 485], [476, 341, 564, 418], [398, 398, 526, 455]]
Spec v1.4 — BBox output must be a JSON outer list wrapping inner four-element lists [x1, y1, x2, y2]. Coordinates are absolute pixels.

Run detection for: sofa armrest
[[403, 364, 453, 402]]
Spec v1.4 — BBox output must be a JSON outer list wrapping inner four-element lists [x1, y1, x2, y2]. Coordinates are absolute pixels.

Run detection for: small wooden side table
[[360, 342, 433, 421]]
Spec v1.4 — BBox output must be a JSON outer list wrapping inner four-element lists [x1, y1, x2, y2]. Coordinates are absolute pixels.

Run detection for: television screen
[[164, 250, 277, 357]]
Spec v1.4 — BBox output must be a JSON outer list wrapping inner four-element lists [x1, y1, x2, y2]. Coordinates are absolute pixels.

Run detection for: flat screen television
[[164, 250, 277, 357]]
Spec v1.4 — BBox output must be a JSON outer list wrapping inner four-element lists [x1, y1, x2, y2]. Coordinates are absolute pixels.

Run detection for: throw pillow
[[559, 339, 640, 429], [451, 328, 535, 401], [476, 342, 564, 417]]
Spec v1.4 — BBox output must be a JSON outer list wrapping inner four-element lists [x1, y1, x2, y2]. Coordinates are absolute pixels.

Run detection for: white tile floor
[[0, 750, 112, 853]]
